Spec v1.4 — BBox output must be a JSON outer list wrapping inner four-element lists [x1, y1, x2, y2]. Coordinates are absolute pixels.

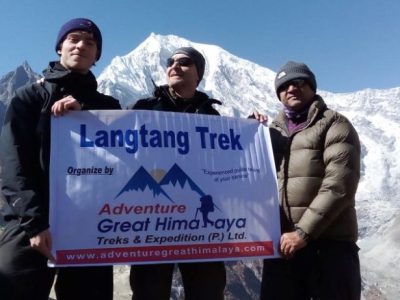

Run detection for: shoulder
[[195, 91, 222, 115], [203, 103, 220, 115], [311, 106, 360, 156], [11, 81, 49, 108], [326, 109, 359, 140], [3, 82, 48, 125], [98, 93, 121, 109], [128, 97, 159, 110], [321, 106, 356, 132], [311, 97, 354, 130]]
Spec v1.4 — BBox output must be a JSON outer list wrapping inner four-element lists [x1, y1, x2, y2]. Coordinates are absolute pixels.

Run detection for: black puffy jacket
[[0, 61, 120, 237]]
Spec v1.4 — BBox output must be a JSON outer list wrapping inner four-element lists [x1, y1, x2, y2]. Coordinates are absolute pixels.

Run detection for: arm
[[51, 94, 121, 115], [297, 115, 360, 238], [0, 87, 49, 237]]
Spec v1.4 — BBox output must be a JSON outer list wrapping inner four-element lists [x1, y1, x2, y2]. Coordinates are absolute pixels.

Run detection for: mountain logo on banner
[[158, 163, 205, 197], [114, 166, 173, 201], [115, 163, 221, 227]]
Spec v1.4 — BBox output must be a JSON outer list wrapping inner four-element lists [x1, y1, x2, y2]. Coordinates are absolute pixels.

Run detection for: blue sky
[[0, 0, 399, 93]]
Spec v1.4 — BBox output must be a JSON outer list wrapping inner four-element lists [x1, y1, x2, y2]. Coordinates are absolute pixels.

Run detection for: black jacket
[[129, 85, 221, 115], [0, 61, 121, 237]]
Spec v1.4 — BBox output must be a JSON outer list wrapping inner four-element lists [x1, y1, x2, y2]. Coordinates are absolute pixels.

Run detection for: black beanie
[[55, 18, 102, 61], [171, 47, 206, 82], [275, 61, 317, 97]]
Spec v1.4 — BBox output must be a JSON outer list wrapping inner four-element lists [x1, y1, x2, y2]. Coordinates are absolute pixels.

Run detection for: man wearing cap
[[0, 18, 120, 300], [260, 61, 361, 299], [127, 47, 226, 300]]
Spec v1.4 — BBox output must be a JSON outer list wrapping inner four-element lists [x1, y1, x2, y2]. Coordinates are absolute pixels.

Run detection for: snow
[[96, 33, 400, 298], [2, 32, 398, 298]]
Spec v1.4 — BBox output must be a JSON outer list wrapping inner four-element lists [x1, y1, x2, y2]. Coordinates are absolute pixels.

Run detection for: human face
[[58, 31, 98, 74], [279, 79, 315, 111], [166, 54, 199, 97]]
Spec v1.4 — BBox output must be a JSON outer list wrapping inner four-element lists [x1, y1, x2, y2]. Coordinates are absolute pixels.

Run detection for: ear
[[196, 74, 200, 86], [57, 49, 62, 55]]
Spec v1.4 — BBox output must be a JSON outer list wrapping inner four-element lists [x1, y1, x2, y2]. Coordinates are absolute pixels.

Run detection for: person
[[128, 47, 226, 300], [260, 61, 361, 300], [0, 18, 121, 300], [198, 194, 215, 228]]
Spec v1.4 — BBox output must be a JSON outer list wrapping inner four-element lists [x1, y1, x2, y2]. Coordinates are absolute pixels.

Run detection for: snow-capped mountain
[[1, 33, 398, 298], [116, 164, 205, 205], [0, 61, 40, 105], [159, 163, 205, 196], [98, 33, 278, 117], [97, 33, 399, 299], [115, 166, 172, 201], [0, 61, 40, 128]]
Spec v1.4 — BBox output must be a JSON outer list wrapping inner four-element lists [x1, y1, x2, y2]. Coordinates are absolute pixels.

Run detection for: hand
[[248, 111, 268, 123], [279, 231, 307, 259], [51, 95, 81, 116], [29, 229, 55, 262]]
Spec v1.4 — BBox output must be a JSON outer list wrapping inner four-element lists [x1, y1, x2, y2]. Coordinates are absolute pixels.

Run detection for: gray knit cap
[[275, 61, 317, 97], [171, 47, 206, 82]]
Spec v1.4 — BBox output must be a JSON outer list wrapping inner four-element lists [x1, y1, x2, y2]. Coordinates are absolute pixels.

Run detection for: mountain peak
[[0, 33, 398, 296], [159, 163, 205, 197], [98, 33, 277, 116], [115, 166, 174, 202], [0, 61, 39, 104]]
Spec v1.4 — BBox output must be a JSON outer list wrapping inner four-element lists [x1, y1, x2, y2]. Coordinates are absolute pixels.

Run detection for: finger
[[66, 101, 77, 110], [47, 251, 56, 262], [40, 246, 55, 262], [280, 241, 287, 254], [51, 103, 58, 115], [52, 103, 63, 116], [45, 231, 55, 262]]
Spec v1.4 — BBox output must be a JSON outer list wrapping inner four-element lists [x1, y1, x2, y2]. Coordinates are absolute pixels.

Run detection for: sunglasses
[[280, 79, 308, 92], [166, 57, 195, 68]]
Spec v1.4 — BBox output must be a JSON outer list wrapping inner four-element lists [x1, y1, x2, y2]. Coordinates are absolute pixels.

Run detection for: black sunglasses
[[166, 57, 195, 68], [280, 79, 308, 92]]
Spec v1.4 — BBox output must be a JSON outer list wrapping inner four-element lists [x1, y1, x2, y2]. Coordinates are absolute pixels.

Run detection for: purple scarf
[[283, 105, 311, 134]]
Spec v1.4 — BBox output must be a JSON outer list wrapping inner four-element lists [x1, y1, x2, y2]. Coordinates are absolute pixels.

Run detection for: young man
[[0, 18, 120, 300], [128, 47, 226, 300], [261, 61, 361, 299]]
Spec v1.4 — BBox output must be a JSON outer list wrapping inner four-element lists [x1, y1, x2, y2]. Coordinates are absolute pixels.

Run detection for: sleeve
[[297, 115, 361, 238], [0, 87, 49, 237]]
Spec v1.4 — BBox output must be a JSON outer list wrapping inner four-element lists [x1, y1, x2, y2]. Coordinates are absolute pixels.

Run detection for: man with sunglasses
[[260, 61, 361, 299], [128, 47, 226, 300]]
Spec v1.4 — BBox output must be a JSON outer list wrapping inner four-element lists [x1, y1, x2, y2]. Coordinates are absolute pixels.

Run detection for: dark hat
[[55, 18, 102, 61], [275, 61, 317, 97], [171, 47, 206, 82]]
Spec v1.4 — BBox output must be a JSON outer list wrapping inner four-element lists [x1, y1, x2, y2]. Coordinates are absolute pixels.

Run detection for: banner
[[49, 110, 280, 266]]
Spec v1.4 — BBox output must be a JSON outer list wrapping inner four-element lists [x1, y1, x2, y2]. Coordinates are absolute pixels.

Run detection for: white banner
[[49, 110, 280, 266]]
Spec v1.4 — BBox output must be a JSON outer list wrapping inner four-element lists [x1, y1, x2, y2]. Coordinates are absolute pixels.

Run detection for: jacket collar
[[42, 61, 98, 91], [273, 95, 327, 132], [153, 84, 221, 112]]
